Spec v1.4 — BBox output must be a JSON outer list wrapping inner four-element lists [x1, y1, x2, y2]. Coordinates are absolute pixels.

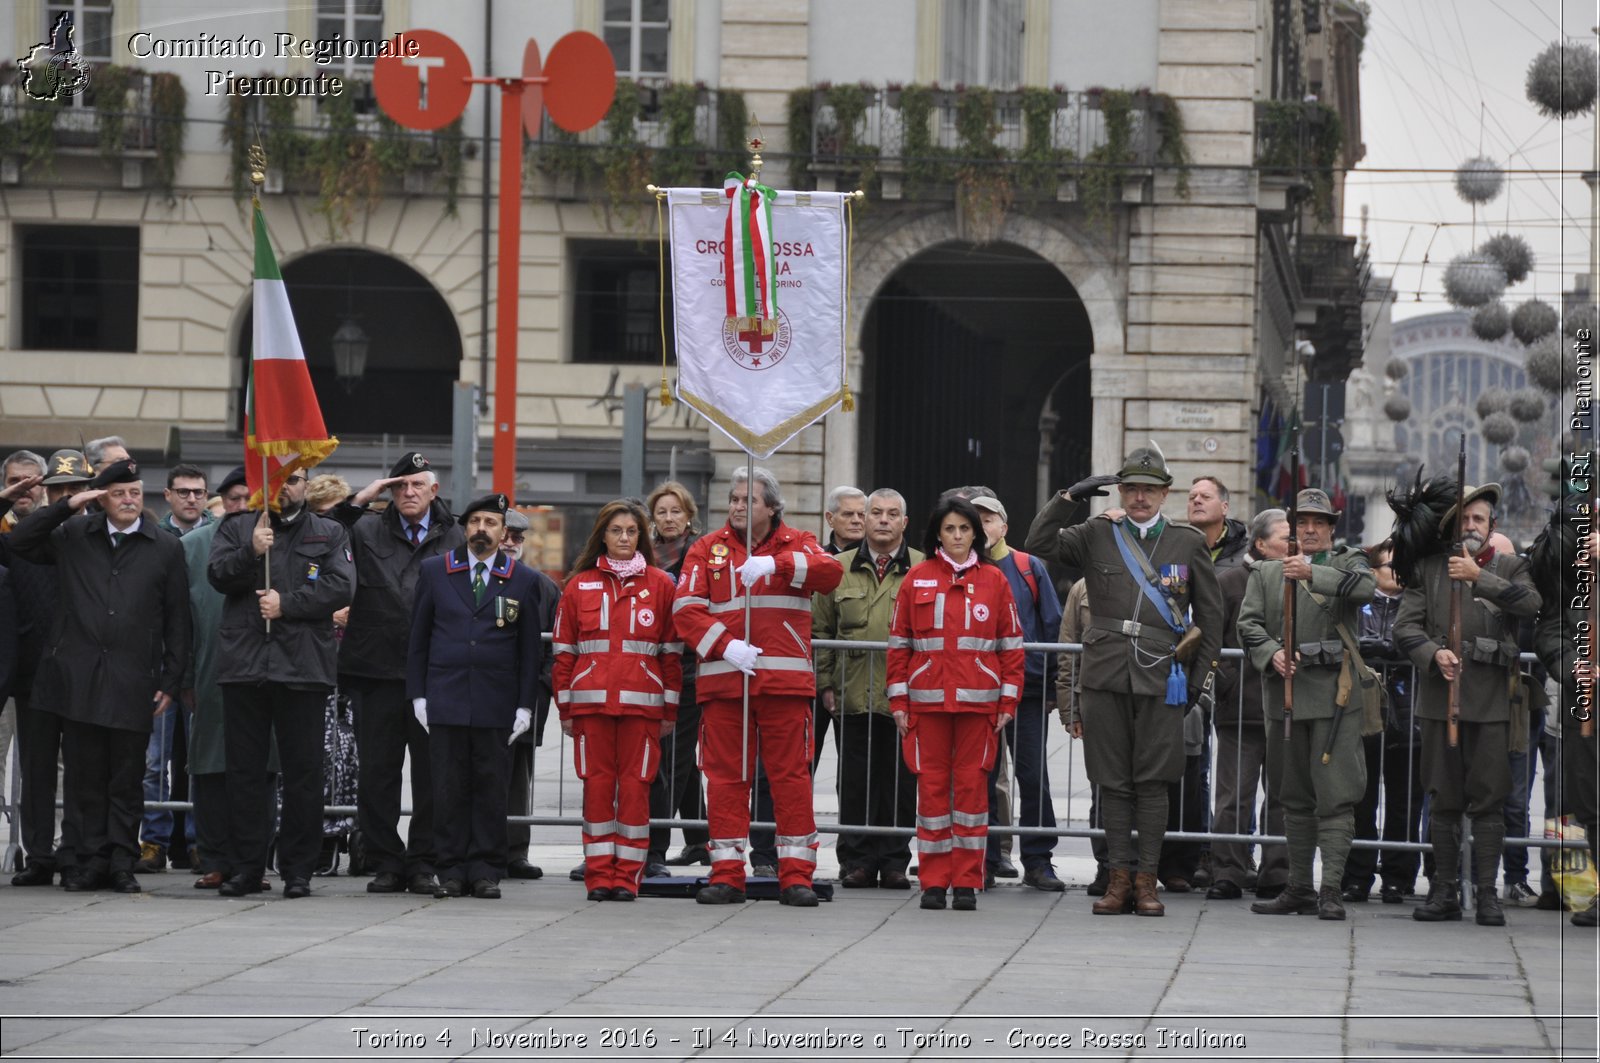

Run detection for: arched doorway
[[235, 249, 462, 436], [861, 240, 1093, 534]]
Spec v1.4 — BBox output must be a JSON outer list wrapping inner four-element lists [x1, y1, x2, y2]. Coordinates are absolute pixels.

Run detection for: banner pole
[[742, 449, 754, 785], [261, 451, 272, 636]]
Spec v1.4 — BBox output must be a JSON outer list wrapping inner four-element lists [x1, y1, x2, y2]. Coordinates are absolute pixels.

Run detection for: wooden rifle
[[1447, 434, 1465, 749], [1282, 419, 1299, 740]]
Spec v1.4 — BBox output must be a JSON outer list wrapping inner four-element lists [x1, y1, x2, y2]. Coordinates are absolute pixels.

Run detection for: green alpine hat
[[1118, 441, 1172, 486]]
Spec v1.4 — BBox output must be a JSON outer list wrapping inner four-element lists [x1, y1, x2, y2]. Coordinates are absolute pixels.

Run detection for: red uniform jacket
[[552, 560, 683, 721], [672, 520, 843, 700], [886, 557, 1025, 717]]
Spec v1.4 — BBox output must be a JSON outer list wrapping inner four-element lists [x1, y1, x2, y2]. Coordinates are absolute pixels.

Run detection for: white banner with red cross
[[664, 185, 851, 459]]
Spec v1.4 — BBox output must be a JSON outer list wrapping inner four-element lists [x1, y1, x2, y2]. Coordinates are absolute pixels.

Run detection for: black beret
[[218, 466, 248, 494], [390, 452, 431, 479], [458, 493, 509, 525], [88, 458, 140, 490]]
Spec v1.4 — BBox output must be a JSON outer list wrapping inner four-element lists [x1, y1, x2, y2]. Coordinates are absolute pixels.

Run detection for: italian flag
[[245, 207, 338, 510]]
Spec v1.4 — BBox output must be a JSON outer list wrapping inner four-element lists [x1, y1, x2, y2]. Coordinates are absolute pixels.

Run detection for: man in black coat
[[10, 459, 190, 893], [500, 507, 557, 880], [331, 452, 464, 896], [208, 468, 353, 899]]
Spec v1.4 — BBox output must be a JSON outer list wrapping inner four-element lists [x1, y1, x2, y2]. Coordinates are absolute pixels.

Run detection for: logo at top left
[[16, 12, 92, 102]]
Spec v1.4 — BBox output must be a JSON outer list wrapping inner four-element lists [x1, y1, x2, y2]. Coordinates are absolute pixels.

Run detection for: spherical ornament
[[1511, 299, 1560, 345], [1478, 233, 1534, 285], [1508, 387, 1546, 423], [1383, 394, 1412, 422], [1481, 411, 1518, 445], [1384, 358, 1409, 381], [1499, 445, 1530, 474], [1442, 253, 1507, 309], [1475, 387, 1512, 419], [1471, 302, 1511, 341], [1565, 303, 1599, 338], [1454, 156, 1504, 204], [1525, 41, 1599, 118], [1525, 335, 1565, 393]]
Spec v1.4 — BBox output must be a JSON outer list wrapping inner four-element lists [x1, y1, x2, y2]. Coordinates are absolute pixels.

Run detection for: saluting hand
[[67, 488, 107, 512], [251, 509, 274, 556], [352, 475, 404, 507], [1065, 474, 1120, 501], [0, 474, 42, 501]]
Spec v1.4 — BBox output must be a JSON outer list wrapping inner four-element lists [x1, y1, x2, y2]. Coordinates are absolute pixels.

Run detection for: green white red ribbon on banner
[[723, 171, 777, 333]]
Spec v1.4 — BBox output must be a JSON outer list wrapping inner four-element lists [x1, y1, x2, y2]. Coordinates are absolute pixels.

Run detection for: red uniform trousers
[[699, 696, 818, 889], [902, 712, 995, 889], [573, 716, 659, 892]]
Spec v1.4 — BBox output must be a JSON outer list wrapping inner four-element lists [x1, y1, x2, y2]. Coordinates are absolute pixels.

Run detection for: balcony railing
[[0, 67, 187, 191], [1256, 98, 1344, 221]]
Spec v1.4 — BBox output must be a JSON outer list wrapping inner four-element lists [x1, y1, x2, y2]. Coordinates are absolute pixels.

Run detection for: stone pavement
[[0, 861, 1595, 1063]]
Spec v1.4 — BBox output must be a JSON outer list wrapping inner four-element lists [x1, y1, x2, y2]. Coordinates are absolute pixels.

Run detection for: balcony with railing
[[1255, 98, 1344, 222], [0, 66, 184, 190]]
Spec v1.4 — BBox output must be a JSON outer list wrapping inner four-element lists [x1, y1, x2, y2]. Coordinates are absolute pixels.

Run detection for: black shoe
[[1318, 886, 1346, 920], [984, 868, 997, 889], [951, 887, 977, 911], [1251, 885, 1318, 915], [110, 870, 142, 894], [665, 843, 710, 866], [840, 866, 875, 888], [1087, 865, 1109, 897], [407, 873, 441, 896], [880, 869, 912, 890], [472, 879, 502, 900], [1380, 884, 1406, 904], [507, 859, 543, 880], [779, 885, 819, 907], [1538, 890, 1564, 911], [1206, 880, 1243, 900], [994, 856, 1019, 878], [1413, 882, 1463, 922], [644, 862, 670, 879], [11, 864, 55, 887], [366, 871, 405, 894], [66, 869, 107, 892], [568, 863, 586, 882], [1191, 853, 1214, 890], [610, 887, 636, 902], [1573, 899, 1599, 927], [436, 878, 465, 898], [751, 863, 778, 878], [1023, 866, 1066, 892], [1254, 883, 1285, 900], [695, 883, 746, 905], [282, 878, 311, 900], [1474, 886, 1505, 927], [1341, 884, 1370, 903], [920, 886, 947, 910], [587, 887, 613, 901], [217, 874, 255, 897]]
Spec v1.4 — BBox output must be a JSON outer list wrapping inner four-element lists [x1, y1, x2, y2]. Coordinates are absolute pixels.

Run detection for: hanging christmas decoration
[[1471, 302, 1511, 341], [1525, 41, 1599, 118], [1384, 358, 1409, 381], [1525, 334, 1565, 393], [1509, 388, 1546, 423], [1481, 411, 1518, 445], [1499, 445, 1530, 474], [1442, 253, 1507, 308], [1478, 233, 1534, 285], [1475, 387, 1512, 420], [1565, 303, 1598, 338], [1453, 156, 1504, 204], [1511, 299, 1560, 345], [1383, 394, 1412, 422]]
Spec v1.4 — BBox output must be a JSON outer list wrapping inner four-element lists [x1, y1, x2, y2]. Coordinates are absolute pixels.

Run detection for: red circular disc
[[544, 31, 616, 134], [374, 30, 472, 131], [520, 38, 545, 140]]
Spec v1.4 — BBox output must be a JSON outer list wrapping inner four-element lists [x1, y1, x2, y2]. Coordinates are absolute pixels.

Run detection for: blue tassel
[[1166, 662, 1188, 706]]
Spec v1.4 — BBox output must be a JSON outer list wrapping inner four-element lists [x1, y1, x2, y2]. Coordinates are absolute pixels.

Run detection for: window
[[20, 225, 139, 352], [603, 0, 670, 83], [571, 240, 672, 364], [316, 0, 385, 76], [43, 0, 112, 63], [941, 0, 1024, 89]]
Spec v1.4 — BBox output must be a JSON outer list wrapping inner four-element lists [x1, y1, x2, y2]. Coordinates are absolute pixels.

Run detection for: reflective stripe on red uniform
[[698, 696, 819, 890], [903, 712, 995, 889], [552, 563, 682, 720], [573, 715, 659, 892], [886, 558, 1026, 717]]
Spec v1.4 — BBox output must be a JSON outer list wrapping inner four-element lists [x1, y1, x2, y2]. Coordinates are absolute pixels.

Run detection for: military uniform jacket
[[1237, 547, 1376, 722], [11, 500, 191, 732], [337, 499, 465, 680], [1393, 551, 1540, 723], [208, 508, 354, 688], [812, 543, 923, 716], [407, 549, 543, 728], [1023, 493, 1224, 700]]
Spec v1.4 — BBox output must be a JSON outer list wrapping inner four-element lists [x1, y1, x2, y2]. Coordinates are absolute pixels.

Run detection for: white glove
[[412, 697, 429, 733], [736, 554, 776, 585], [508, 707, 532, 745], [722, 638, 763, 676]]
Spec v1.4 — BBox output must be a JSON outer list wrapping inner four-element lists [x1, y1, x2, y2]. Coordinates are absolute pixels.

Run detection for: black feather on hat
[[1385, 468, 1457, 588]]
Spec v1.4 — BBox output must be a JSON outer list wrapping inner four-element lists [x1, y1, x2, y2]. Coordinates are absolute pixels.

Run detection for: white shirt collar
[[1129, 513, 1162, 538], [108, 516, 141, 541]]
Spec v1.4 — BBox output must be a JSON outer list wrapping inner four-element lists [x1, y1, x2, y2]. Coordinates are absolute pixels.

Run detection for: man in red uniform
[[673, 467, 843, 906]]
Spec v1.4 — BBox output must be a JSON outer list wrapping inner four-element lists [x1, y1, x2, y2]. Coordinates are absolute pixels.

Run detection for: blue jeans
[[140, 709, 195, 850], [987, 698, 1057, 870]]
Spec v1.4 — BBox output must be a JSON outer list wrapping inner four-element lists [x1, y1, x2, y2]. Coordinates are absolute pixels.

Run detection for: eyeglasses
[[284, 475, 306, 486], [506, 532, 525, 543], [170, 488, 207, 498]]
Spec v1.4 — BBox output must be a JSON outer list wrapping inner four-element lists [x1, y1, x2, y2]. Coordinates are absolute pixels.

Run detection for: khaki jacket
[[812, 544, 922, 715]]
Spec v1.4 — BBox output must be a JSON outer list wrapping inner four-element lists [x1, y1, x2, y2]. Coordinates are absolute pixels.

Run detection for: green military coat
[[812, 544, 923, 715], [1237, 546, 1376, 722], [1393, 552, 1540, 723]]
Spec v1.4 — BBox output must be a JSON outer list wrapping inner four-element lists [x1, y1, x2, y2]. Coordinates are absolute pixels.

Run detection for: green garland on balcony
[[1257, 99, 1343, 222], [1017, 86, 1070, 198], [149, 73, 186, 198], [899, 84, 948, 193], [1150, 91, 1190, 198], [785, 87, 813, 188], [91, 64, 135, 163], [953, 87, 1011, 242], [653, 82, 700, 187], [599, 79, 652, 230], [1080, 89, 1133, 234], [715, 88, 749, 176]]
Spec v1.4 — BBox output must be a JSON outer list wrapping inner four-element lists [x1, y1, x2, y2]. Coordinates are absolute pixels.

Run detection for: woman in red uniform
[[887, 497, 1025, 911], [553, 500, 683, 901]]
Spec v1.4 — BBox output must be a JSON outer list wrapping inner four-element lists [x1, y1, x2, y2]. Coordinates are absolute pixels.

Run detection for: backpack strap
[[1009, 549, 1040, 603]]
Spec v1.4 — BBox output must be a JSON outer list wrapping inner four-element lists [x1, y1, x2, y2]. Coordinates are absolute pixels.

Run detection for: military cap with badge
[[42, 449, 93, 486], [457, 493, 520, 627]]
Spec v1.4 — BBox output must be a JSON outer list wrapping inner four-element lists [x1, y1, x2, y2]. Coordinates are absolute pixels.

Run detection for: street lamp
[[331, 317, 369, 393]]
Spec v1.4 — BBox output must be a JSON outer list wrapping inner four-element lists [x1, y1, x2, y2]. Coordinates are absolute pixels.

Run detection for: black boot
[[1413, 880, 1463, 922], [1475, 886, 1505, 926], [1471, 817, 1506, 927], [1317, 885, 1347, 921]]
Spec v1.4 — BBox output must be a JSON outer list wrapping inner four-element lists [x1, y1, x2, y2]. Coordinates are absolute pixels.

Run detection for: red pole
[[493, 80, 525, 498]]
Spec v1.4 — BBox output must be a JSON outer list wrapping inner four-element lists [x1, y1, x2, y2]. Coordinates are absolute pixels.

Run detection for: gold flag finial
[[249, 144, 267, 209]]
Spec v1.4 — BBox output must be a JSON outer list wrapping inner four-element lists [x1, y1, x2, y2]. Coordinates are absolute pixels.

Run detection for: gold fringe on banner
[[655, 191, 674, 407]]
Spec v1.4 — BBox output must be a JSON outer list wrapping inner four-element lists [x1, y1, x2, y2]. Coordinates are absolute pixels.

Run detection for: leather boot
[[1250, 883, 1319, 915], [1133, 872, 1164, 917], [1573, 898, 1599, 927], [1475, 886, 1505, 927], [1317, 885, 1346, 921], [1413, 879, 1463, 922], [1471, 817, 1506, 927], [1092, 868, 1134, 915]]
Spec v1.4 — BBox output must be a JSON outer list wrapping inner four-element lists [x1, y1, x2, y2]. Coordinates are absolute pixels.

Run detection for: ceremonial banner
[[245, 206, 339, 509], [666, 186, 850, 458]]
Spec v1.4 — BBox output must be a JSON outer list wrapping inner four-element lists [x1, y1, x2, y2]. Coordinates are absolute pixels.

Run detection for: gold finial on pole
[[249, 144, 267, 210]]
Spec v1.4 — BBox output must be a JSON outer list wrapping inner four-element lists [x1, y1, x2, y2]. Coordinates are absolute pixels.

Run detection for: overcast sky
[[1347, 0, 1598, 322]]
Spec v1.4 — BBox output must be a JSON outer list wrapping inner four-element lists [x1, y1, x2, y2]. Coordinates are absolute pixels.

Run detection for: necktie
[[409, 523, 423, 546], [111, 531, 127, 549], [472, 562, 486, 604], [875, 553, 890, 582]]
